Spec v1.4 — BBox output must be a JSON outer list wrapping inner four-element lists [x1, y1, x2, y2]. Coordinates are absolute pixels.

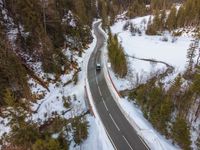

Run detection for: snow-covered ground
[[118, 31, 191, 70], [118, 98, 179, 150], [107, 15, 196, 150], [111, 15, 192, 86], [30, 22, 112, 150], [111, 16, 192, 70], [0, 21, 112, 150], [80, 115, 113, 150]]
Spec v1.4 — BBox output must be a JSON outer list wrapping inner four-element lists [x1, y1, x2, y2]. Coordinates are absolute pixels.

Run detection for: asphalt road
[[87, 21, 148, 150]]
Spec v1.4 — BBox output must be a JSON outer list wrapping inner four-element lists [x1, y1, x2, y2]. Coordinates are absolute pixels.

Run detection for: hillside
[[0, 0, 97, 149], [108, 1, 200, 150], [0, 0, 200, 150]]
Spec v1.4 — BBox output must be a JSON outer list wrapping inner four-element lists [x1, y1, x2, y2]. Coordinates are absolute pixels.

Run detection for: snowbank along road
[[87, 21, 149, 150]]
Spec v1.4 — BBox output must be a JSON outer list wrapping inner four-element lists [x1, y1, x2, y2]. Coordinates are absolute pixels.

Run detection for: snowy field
[[107, 15, 195, 150], [111, 15, 192, 81]]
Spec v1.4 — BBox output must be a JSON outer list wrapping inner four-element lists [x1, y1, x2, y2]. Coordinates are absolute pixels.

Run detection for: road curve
[[87, 21, 148, 150]]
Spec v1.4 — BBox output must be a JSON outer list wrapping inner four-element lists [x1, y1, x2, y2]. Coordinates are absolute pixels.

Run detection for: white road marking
[[123, 135, 134, 150], [104, 127, 118, 150], [138, 135, 150, 150], [95, 77, 98, 85], [102, 99, 108, 111], [109, 114, 120, 131], [98, 85, 102, 96]]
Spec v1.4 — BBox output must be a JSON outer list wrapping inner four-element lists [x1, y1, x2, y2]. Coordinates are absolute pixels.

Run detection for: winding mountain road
[[87, 21, 149, 150]]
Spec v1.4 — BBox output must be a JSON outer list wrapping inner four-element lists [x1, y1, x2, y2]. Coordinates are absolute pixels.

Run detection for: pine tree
[[151, 0, 172, 10], [172, 117, 191, 150], [108, 33, 127, 77], [173, 0, 200, 28], [196, 137, 200, 150], [127, 0, 146, 18], [166, 6, 177, 31], [73, 0, 88, 25], [146, 16, 157, 35], [153, 9, 162, 32], [167, 74, 182, 101], [98, 0, 109, 28], [192, 73, 200, 95], [160, 10, 166, 30], [72, 118, 89, 145], [10, 121, 40, 149], [176, 6, 185, 27], [3, 88, 15, 106], [0, 38, 31, 105], [159, 97, 173, 134], [32, 139, 46, 150], [32, 138, 64, 150], [186, 40, 198, 73]]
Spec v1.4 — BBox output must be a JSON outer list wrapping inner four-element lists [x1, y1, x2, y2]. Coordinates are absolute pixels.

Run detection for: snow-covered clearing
[[111, 15, 192, 88], [107, 15, 195, 150], [118, 32, 191, 71]]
